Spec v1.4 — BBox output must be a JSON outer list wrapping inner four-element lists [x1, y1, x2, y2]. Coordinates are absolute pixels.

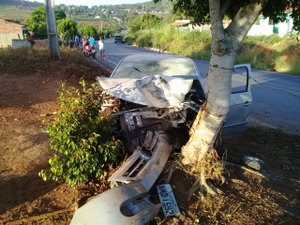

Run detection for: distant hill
[[56, 0, 171, 27], [0, 0, 43, 21], [0, 0, 171, 25], [0, 0, 43, 7]]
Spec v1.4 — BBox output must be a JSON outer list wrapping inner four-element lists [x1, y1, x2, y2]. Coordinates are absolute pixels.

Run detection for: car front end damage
[[71, 75, 201, 225], [71, 56, 252, 225]]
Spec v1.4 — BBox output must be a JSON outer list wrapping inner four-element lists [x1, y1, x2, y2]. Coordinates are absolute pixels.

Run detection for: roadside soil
[[0, 48, 299, 225]]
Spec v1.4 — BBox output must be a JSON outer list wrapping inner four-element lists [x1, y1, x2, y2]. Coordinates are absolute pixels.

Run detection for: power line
[[249, 75, 300, 97]]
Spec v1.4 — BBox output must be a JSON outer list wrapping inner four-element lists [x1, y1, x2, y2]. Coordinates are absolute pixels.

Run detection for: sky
[[28, 0, 151, 7]]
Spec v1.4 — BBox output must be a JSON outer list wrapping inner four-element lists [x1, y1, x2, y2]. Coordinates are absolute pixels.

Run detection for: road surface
[[97, 38, 300, 135]]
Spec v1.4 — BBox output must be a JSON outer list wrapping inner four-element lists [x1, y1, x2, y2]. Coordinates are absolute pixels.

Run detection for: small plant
[[39, 80, 123, 187]]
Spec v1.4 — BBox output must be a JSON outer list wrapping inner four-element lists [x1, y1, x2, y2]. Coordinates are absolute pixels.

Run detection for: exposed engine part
[[101, 97, 121, 115]]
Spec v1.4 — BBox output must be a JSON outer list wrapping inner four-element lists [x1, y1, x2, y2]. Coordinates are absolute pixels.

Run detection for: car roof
[[112, 53, 200, 78], [121, 53, 191, 61]]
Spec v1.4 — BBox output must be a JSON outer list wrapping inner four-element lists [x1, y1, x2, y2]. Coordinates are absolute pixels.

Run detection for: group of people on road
[[26, 31, 106, 60], [81, 35, 105, 60]]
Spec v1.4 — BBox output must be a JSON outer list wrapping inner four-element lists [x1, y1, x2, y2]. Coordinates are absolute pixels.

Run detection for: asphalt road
[[98, 38, 300, 135]]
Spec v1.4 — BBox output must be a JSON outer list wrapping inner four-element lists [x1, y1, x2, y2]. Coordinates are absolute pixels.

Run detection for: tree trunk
[[182, 0, 235, 165], [181, 0, 267, 184], [182, 52, 235, 165]]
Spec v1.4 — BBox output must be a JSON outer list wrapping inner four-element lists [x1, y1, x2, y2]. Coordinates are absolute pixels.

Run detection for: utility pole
[[45, 0, 60, 58]]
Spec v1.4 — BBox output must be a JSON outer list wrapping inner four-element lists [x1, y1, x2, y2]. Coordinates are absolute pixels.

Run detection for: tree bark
[[182, 52, 235, 164]]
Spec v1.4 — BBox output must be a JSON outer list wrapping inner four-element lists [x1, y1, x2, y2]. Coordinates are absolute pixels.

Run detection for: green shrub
[[124, 35, 134, 45], [39, 80, 123, 187], [152, 26, 178, 50], [136, 30, 153, 47], [128, 13, 160, 34], [57, 18, 78, 41], [23, 6, 66, 39], [78, 24, 99, 38], [166, 30, 211, 59]]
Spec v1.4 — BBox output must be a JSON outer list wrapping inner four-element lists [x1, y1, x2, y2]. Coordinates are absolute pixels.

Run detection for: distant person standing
[[98, 37, 105, 60], [82, 36, 87, 49], [74, 34, 80, 48], [75, 35, 80, 43], [27, 31, 34, 49], [89, 36, 95, 48]]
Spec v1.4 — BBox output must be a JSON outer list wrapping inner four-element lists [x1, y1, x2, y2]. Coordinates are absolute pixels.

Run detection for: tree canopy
[[79, 25, 99, 38], [57, 19, 78, 41], [155, 0, 299, 33], [24, 6, 66, 39]]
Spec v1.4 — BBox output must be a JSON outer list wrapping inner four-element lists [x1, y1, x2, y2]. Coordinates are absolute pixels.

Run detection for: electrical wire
[[249, 75, 300, 97]]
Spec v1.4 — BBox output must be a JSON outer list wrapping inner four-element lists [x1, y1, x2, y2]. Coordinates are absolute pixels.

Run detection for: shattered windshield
[[112, 55, 198, 78]]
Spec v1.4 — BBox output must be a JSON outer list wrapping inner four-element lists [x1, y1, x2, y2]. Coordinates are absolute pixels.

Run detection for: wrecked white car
[[70, 53, 252, 225], [103, 53, 252, 135]]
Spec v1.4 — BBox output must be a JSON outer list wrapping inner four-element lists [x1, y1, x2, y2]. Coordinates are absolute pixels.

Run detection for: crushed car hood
[[97, 75, 193, 108]]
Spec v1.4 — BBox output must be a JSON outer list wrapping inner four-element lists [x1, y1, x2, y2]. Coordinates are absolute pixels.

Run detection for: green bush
[[78, 24, 99, 38], [39, 80, 123, 187], [128, 13, 160, 34], [23, 6, 66, 39], [124, 35, 134, 45], [136, 30, 153, 47], [57, 18, 78, 41], [152, 26, 178, 50]]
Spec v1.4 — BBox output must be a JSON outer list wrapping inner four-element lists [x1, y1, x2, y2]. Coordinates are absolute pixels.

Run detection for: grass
[[237, 35, 300, 74], [0, 46, 48, 73], [0, 46, 108, 76], [0, 6, 32, 20]]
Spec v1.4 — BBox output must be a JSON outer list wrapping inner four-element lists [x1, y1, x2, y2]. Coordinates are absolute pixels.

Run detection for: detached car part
[[109, 130, 172, 190], [71, 181, 161, 225], [71, 130, 172, 225]]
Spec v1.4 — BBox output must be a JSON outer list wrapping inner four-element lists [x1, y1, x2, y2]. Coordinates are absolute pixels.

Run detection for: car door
[[222, 64, 252, 135]]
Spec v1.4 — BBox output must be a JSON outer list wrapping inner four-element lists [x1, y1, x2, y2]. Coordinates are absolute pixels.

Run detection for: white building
[[172, 13, 295, 37], [247, 14, 294, 37]]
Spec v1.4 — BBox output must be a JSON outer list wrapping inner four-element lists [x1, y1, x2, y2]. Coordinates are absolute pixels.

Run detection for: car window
[[112, 58, 197, 78]]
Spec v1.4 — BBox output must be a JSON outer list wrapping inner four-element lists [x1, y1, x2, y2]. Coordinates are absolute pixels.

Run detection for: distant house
[[170, 20, 191, 31], [171, 14, 295, 37], [247, 14, 294, 36], [170, 19, 210, 32], [0, 19, 28, 48]]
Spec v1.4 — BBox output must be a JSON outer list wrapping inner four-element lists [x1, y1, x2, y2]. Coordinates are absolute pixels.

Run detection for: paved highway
[[98, 38, 300, 135]]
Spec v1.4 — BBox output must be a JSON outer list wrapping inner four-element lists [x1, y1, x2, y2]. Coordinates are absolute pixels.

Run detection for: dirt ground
[[0, 48, 299, 225]]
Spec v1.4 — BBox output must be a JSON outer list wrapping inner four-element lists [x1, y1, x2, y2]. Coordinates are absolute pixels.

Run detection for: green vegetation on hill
[[0, 0, 42, 7], [0, 0, 43, 20], [0, 0, 170, 28]]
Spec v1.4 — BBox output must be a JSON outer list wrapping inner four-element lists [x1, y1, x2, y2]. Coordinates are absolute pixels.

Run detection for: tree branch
[[209, 0, 224, 40], [226, 0, 269, 51], [220, 0, 232, 18]]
